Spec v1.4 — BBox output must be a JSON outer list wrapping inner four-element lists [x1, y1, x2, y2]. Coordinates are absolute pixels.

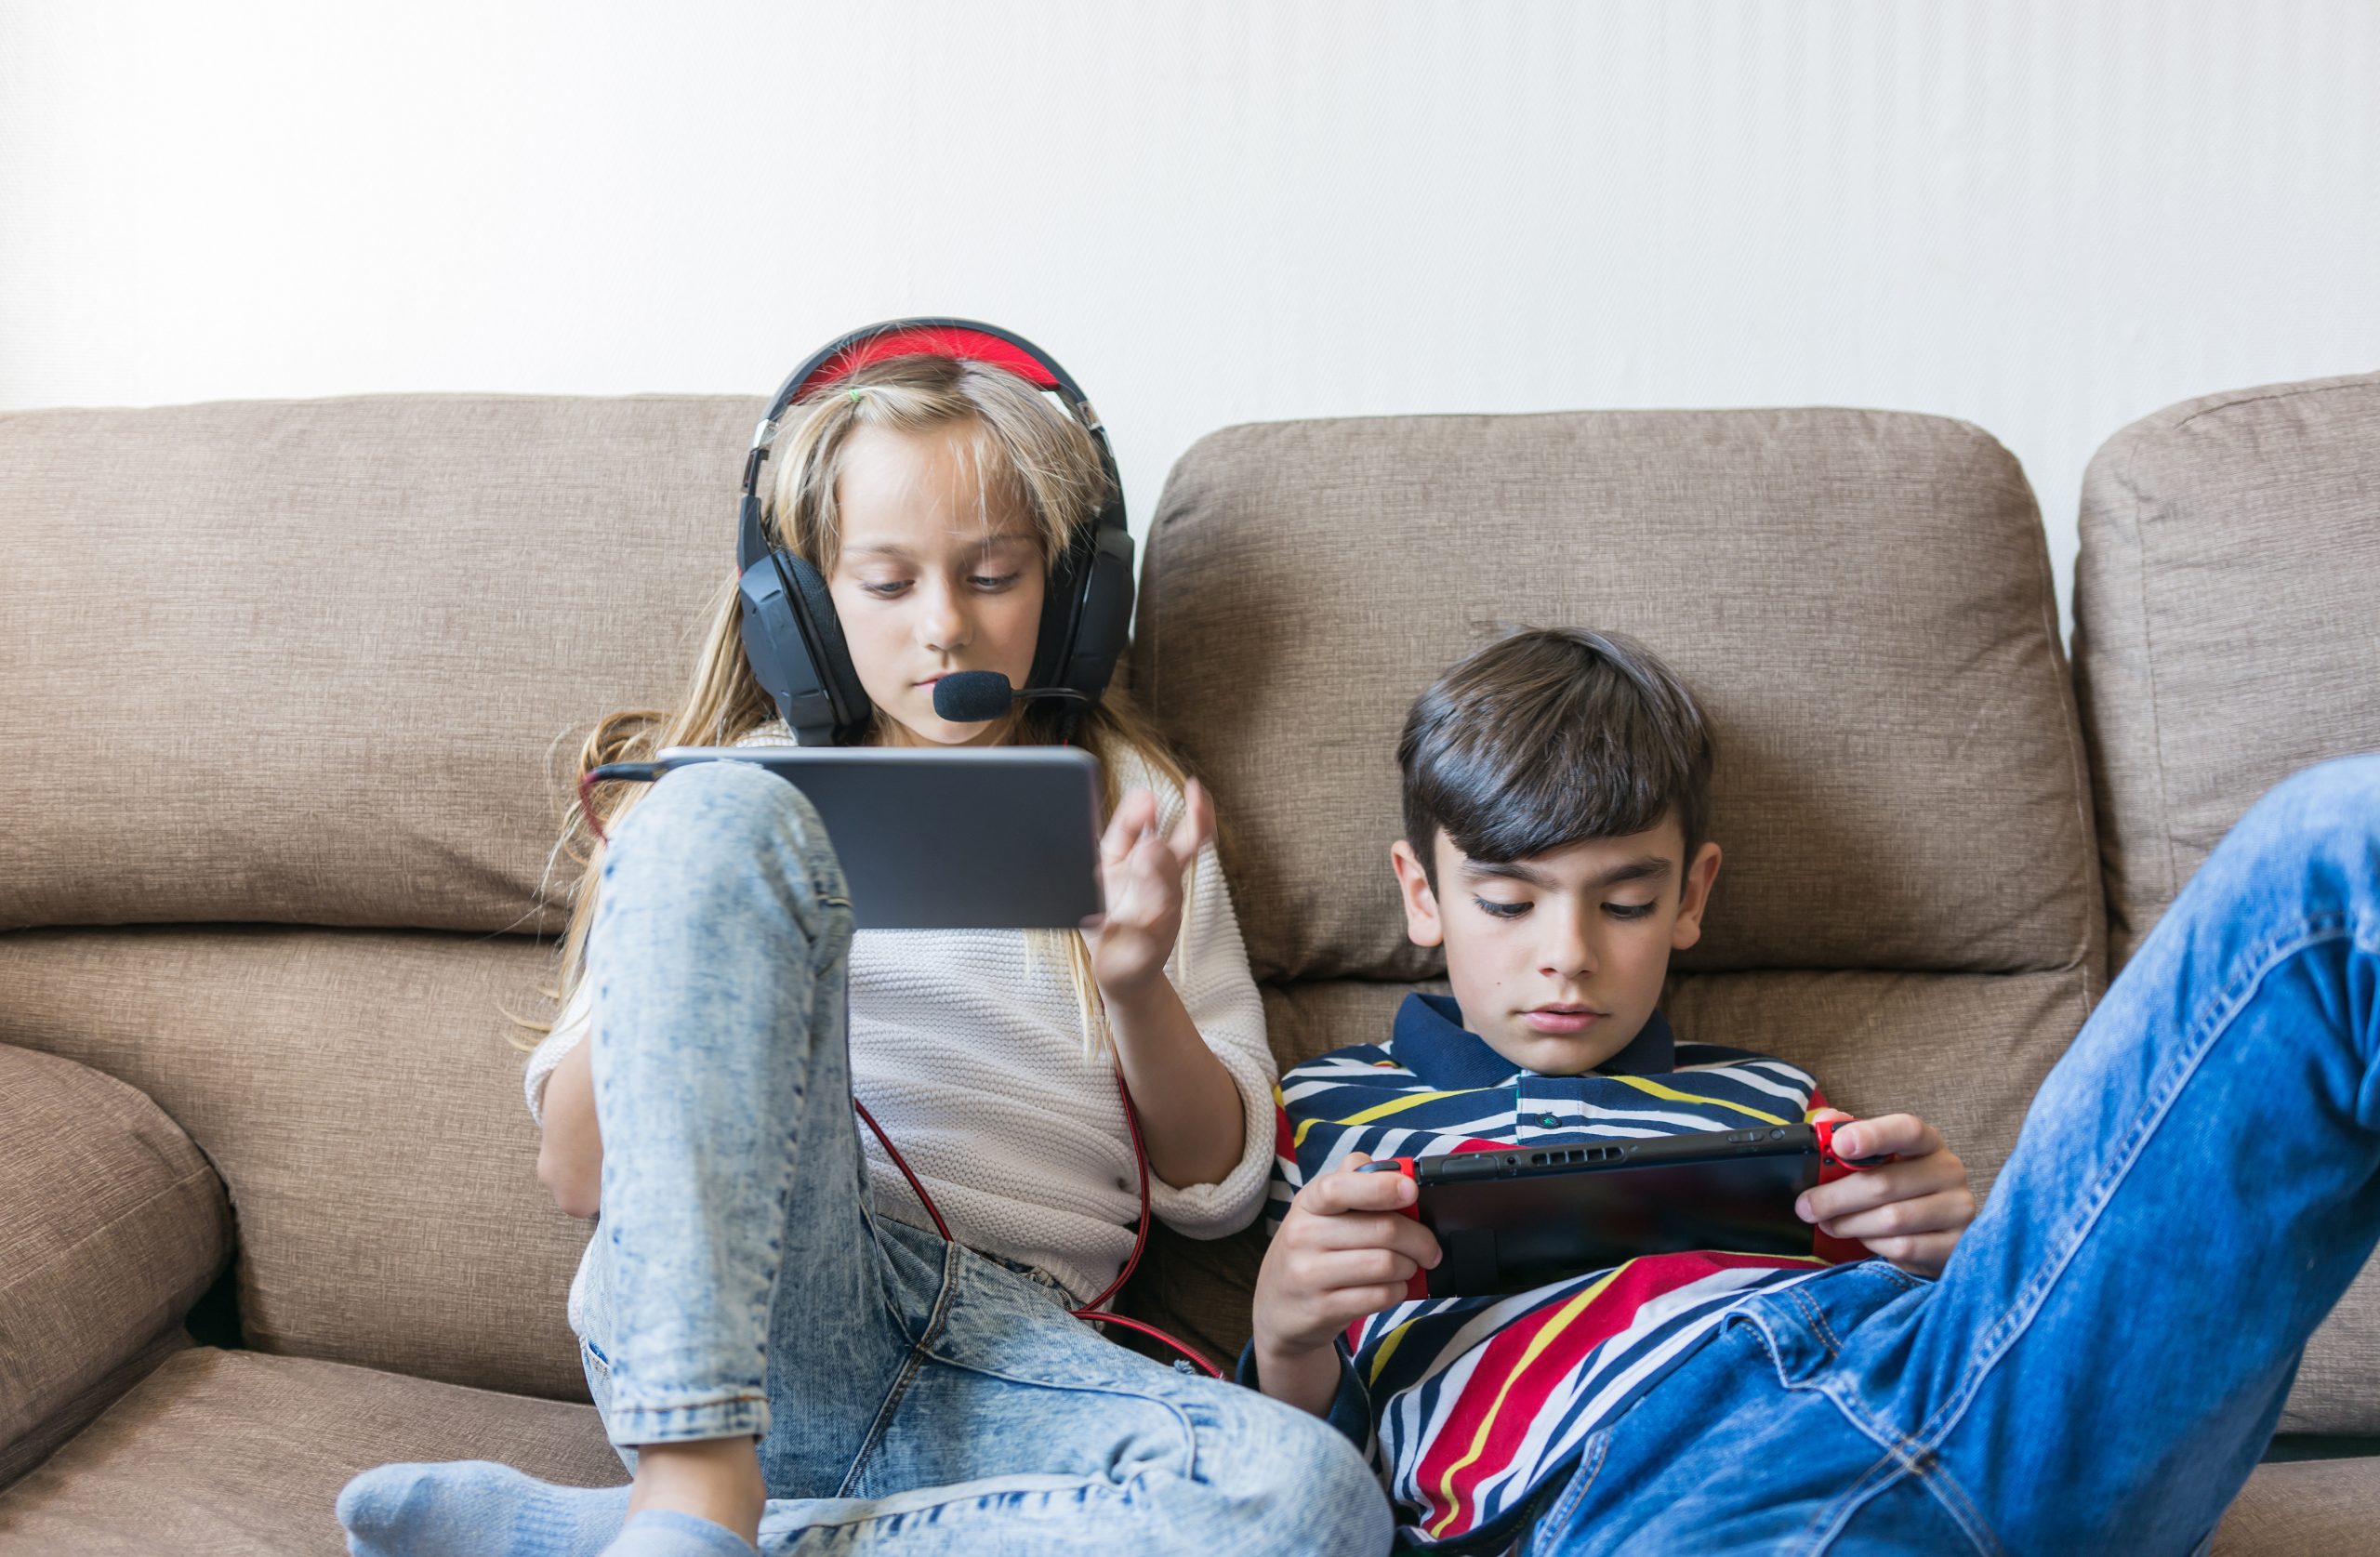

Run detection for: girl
[[337, 337, 1390, 1557]]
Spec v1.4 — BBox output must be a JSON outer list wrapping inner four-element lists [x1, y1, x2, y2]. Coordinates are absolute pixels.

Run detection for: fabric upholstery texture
[[4, 387, 2374, 1531], [0, 927, 589, 1403], [2069, 371, 2380, 1433], [0, 1348, 621, 1552], [1131, 410, 2103, 987], [2073, 369, 2380, 965], [2211, 1455, 2380, 1555], [0, 1044, 230, 1488], [0, 1353, 2362, 1557], [0, 394, 762, 935]]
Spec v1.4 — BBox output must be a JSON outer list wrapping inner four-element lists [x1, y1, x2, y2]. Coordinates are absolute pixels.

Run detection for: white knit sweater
[[523, 723, 1276, 1320]]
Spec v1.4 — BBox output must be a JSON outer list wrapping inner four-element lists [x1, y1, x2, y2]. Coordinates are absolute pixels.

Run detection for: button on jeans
[[1525, 754, 2380, 1555], [577, 758, 1388, 1555]]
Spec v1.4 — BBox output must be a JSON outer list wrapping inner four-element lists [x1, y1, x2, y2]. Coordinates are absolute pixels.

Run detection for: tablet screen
[[651, 746, 1104, 930]]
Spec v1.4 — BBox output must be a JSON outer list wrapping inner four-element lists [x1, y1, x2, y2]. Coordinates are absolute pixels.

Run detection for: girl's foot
[[336, 1459, 630, 1556]]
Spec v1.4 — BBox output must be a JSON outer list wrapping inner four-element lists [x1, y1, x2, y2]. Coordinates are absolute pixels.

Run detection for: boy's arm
[[1236, 1331, 1376, 1445], [1250, 1149, 1438, 1419]]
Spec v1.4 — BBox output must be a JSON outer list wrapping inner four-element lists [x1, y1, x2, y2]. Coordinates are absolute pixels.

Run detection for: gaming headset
[[734, 318, 1135, 746]]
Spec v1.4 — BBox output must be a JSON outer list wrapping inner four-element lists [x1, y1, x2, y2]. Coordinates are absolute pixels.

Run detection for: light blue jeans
[[1525, 754, 2380, 1555], [577, 758, 1388, 1556]]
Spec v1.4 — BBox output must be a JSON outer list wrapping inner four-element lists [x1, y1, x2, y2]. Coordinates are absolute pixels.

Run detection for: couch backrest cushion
[[1132, 410, 2104, 987], [0, 927, 588, 1401], [0, 394, 760, 934], [2073, 370, 2380, 965]]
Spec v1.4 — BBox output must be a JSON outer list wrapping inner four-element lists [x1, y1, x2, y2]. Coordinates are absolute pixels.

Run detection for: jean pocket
[[579, 1334, 615, 1412]]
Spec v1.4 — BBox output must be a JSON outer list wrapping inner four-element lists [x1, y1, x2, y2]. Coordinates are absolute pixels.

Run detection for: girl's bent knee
[[613, 760, 848, 904], [1230, 1418, 1391, 1552]]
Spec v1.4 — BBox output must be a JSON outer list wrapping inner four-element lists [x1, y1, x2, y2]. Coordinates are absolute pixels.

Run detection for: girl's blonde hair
[[512, 352, 1191, 1061]]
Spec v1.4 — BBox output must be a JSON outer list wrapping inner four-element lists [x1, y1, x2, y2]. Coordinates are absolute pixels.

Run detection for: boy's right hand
[[1253, 1153, 1443, 1368]]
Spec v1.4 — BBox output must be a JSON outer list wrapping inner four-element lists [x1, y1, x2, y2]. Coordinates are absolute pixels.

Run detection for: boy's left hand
[[1798, 1109, 1977, 1279], [1082, 780, 1214, 998]]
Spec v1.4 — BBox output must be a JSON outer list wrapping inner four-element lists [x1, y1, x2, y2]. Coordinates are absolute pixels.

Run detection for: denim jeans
[[1524, 754, 2380, 1556], [575, 757, 1388, 1556]]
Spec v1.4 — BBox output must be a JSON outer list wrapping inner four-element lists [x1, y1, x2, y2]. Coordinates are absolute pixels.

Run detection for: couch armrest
[[0, 1043, 231, 1486]]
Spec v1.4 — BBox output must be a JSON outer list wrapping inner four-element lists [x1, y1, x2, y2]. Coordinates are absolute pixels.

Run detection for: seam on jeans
[[915, 1330, 1202, 1476], [837, 1234, 964, 1499], [1790, 1286, 1846, 1361], [1798, 1435, 2002, 1557], [1911, 917, 2354, 1460], [759, 1467, 1175, 1533], [1536, 1428, 1612, 1544], [1906, 1451, 2005, 1557]]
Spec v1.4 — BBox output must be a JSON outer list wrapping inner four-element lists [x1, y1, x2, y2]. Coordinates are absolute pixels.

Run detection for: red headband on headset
[[801, 324, 1061, 394]]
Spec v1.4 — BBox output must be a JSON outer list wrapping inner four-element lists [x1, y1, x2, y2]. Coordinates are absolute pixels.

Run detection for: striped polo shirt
[[1242, 994, 1863, 1551]]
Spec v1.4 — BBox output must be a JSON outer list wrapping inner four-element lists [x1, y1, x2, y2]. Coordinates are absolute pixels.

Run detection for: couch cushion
[[0, 1347, 621, 1553], [2073, 369, 2380, 965], [2071, 369, 2380, 1432], [0, 926, 588, 1401], [1133, 409, 2102, 987], [0, 1341, 2363, 1553], [0, 393, 760, 934], [2214, 1454, 2380, 1555], [0, 1044, 230, 1487]]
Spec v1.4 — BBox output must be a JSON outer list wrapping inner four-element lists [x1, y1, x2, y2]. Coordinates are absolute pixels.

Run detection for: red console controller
[[1366, 1156, 1432, 1300], [1813, 1117, 1899, 1174]]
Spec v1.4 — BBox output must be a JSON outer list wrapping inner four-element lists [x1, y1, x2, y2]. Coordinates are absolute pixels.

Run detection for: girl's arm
[[1106, 965, 1246, 1188], [1088, 780, 1247, 1187], [536, 1036, 604, 1219]]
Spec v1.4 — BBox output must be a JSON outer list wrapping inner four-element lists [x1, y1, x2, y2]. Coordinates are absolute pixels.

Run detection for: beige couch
[[1, 373, 2375, 1552]]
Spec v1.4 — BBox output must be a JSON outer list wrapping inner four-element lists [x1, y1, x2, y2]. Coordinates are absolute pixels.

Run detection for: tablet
[[643, 746, 1104, 930], [1363, 1124, 1825, 1298]]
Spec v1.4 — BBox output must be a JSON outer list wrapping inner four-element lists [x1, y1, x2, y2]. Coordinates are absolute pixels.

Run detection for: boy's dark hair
[[1398, 627, 1715, 887]]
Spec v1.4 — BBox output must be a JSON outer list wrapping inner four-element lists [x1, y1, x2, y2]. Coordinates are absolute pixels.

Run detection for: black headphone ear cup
[[1029, 524, 1094, 692], [737, 555, 838, 740], [1057, 523, 1135, 700], [780, 552, 868, 733]]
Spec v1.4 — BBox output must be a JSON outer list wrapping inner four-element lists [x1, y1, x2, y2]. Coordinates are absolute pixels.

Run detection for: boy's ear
[[1389, 838, 1446, 949], [1671, 840, 1723, 953]]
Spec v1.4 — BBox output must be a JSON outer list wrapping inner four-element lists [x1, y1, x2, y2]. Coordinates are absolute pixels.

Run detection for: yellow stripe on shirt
[[1292, 1089, 1491, 1146], [1605, 1074, 1789, 1127], [1423, 1262, 1631, 1537]]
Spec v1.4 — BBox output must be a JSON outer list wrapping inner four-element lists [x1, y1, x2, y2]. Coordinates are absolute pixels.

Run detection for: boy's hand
[[1799, 1109, 1977, 1278], [1082, 781, 1214, 999], [1252, 1153, 1442, 1414]]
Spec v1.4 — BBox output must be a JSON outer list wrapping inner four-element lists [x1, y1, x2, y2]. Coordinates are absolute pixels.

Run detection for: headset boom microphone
[[932, 670, 1089, 725]]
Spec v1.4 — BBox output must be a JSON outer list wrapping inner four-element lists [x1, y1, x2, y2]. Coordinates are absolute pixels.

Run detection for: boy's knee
[[2239, 754, 2380, 858]]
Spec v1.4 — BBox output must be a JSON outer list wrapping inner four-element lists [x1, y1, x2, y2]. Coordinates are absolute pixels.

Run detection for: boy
[[1245, 627, 1977, 1550], [1246, 627, 2380, 1553]]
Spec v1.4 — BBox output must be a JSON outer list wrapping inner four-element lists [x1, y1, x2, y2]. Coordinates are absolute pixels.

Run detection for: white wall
[[6, 1, 2376, 633]]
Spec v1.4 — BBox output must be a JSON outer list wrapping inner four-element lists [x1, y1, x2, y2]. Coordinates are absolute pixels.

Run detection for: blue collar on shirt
[[1391, 993, 1678, 1088]]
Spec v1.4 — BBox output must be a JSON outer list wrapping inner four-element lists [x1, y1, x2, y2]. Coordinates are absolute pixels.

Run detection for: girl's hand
[[1797, 1109, 1977, 1279], [1081, 780, 1214, 999]]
